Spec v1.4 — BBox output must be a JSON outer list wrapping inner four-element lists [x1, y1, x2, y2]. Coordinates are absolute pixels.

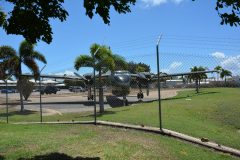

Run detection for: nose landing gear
[[122, 95, 129, 106], [137, 92, 144, 100]]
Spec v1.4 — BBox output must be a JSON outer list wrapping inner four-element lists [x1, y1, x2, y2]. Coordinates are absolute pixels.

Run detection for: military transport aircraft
[[22, 70, 216, 105], [73, 70, 216, 105]]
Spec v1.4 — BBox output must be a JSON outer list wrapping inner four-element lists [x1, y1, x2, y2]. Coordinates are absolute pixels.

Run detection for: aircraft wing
[[129, 70, 216, 85], [157, 70, 217, 78], [74, 72, 111, 85], [21, 73, 86, 80]]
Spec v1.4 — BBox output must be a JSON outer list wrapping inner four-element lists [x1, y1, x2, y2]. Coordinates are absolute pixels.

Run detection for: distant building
[[232, 76, 240, 83], [165, 79, 183, 88]]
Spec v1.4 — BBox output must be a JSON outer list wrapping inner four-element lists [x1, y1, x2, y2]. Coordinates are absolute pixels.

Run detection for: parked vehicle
[[69, 86, 85, 92], [40, 86, 58, 95], [1, 89, 16, 93]]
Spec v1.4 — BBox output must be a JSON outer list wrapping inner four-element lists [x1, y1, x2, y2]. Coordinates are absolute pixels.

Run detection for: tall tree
[[214, 65, 222, 81], [1, 0, 238, 44], [0, 41, 47, 112], [74, 43, 115, 113], [138, 62, 150, 72], [0, 0, 136, 44], [0, 7, 6, 27], [215, 0, 240, 26], [189, 66, 207, 93], [113, 54, 128, 71], [127, 61, 150, 73], [0, 46, 16, 80], [220, 69, 232, 85]]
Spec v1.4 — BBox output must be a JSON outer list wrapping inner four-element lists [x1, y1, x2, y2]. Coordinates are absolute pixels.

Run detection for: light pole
[[93, 47, 100, 125], [156, 34, 163, 130], [39, 65, 46, 123]]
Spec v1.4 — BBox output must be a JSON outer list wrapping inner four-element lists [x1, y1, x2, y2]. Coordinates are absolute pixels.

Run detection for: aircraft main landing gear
[[88, 95, 94, 100], [123, 95, 129, 106], [137, 92, 144, 100]]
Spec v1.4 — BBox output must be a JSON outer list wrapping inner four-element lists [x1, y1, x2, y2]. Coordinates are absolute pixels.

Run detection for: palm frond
[[99, 56, 115, 71], [23, 58, 40, 79], [0, 46, 17, 60], [90, 43, 101, 57], [74, 55, 94, 70], [7, 56, 20, 74], [19, 40, 34, 58], [31, 51, 47, 64], [214, 65, 222, 71], [113, 54, 128, 70], [189, 66, 207, 80]]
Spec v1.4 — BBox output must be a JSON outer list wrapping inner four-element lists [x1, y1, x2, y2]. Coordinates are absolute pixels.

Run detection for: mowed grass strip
[[97, 88, 240, 150], [0, 123, 238, 160], [1, 88, 239, 150]]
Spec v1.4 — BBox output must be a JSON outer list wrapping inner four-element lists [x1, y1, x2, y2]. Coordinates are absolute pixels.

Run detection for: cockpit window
[[114, 71, 130, 75]]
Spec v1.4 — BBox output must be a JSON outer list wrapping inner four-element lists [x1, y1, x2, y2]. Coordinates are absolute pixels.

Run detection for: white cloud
[[170, 61, 183, 69], [141, 0, 167, 7], [161, 61, 183, 73], [172, 0, 184, 4], [211, 52, 225, 59], [211, 52, 240, 75], [141, 0, 185, 7]]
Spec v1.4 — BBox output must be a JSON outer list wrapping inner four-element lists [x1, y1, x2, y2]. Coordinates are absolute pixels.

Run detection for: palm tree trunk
[[198, 79, 201, 89], [225, 76, 227, 87], [195, 79, 199, 93], [99, 70, 104, 113], [19, 60, 24, 112]]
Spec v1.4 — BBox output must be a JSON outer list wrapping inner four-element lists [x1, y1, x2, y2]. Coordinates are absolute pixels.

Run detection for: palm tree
[[220, 69, 232, 85], [74, 43, 115, 113], [214, 65, 222, 81], [0, 46, 17, 79], [112, 54, 128, 71], [189, 66, 207, 93], [0, 41, 47, 112]]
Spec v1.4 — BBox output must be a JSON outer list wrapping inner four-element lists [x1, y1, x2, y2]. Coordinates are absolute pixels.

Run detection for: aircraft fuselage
[[110, 71, 131, 96]]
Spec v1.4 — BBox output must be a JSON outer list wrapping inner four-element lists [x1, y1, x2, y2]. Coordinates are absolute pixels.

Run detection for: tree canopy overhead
[[215, 0, 240, 26], [0, 0, 239, 44], [0, 0, 136, 44]]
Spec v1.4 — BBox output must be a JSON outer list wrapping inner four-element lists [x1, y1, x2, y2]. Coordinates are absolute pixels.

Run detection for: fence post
[[93, 48, 100, 125], [156, 35, 163, 130], [39, 65, 46, 123], [5, 80, 8, 124]]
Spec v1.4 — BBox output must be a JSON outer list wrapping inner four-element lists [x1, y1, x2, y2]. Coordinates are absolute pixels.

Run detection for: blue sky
[[1, 0, 240, 76]]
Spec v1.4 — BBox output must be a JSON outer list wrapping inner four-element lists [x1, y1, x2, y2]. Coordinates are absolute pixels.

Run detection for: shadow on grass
[[74, 108, 131, 119], [163, 91, 219, 101], [18, 152, 100, 160], [0, 155, 4, 160], [0, 110, 37, 117], [106, 95, 155, 108]]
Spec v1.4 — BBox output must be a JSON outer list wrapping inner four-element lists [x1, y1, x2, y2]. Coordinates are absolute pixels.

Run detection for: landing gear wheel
[[88, 95, 93, 100], [137, 93, 141, 99], [141, 93, 144, 99], [125, 99, 128, 106], [137, 92, 144, 100], [122, 99, 128, 106]]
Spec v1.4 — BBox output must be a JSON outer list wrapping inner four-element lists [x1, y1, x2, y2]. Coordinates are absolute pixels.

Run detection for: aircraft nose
[[114, 75, 130, 84]]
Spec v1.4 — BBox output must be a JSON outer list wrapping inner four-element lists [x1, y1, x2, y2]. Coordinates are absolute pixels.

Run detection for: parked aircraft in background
[[21, 70, 216, 105], [74, 70, 216, 105]]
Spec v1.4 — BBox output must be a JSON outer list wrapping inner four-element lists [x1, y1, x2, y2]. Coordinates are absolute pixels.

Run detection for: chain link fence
[[0, 35, 240, 149]]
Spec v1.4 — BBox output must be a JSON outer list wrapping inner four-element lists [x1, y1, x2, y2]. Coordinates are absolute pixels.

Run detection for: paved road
[[0, 89, 182, 115]]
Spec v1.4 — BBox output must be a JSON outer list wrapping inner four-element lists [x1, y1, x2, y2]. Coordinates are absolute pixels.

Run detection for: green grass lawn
[[0, 123, 238, 160], [97, 88, 240, 150], [0, 88, 239, 151]]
